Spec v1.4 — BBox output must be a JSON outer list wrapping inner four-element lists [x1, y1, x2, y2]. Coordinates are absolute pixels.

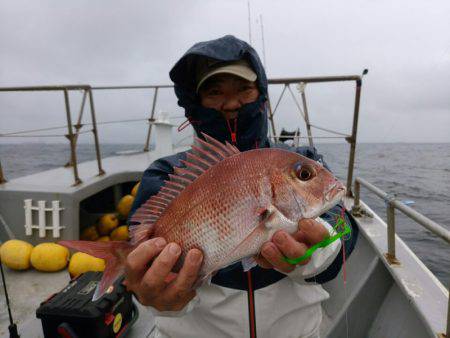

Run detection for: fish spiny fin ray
[[225, 141, 240, 154], [174, 167, 199, 180], [186, 152, 211, 170], [179, 160, 205, 175], [192, 144, 220, 164], [201, 132, 234, 156], [130, 133, 240, 244], [169, 173, 195, 185]]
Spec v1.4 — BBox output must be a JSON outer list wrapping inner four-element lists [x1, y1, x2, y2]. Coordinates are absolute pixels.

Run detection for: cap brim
[[196, 64, 257, 92]]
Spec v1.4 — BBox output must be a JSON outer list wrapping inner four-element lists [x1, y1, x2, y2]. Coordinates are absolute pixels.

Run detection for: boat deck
[[1, 198, 448, 338]]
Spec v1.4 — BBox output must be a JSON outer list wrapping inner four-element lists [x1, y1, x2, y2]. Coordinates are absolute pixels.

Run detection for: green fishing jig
[[284, 217, 351, 265]]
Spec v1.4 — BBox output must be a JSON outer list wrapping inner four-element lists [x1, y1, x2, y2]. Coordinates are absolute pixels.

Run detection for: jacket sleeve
[[293, 146, 359, 284]]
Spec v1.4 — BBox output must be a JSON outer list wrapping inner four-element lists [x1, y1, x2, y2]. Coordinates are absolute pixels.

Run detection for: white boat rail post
[[446, 283, 450, 338], [345, 78, 362, 197], [144, 87, 159, 152], [63, 88, 82, 186], [65, 89, 87, 167], [37, 200, 47, 238], [266, 90, 277, 142], [297, 83, 314, 148], [0, 159, 6, 183], [51, 200, 64, 238], [24, 199, 33, 236], [87, 88, 105, 176], [352, 176, 450, 336], [153, 112, 174, 157]]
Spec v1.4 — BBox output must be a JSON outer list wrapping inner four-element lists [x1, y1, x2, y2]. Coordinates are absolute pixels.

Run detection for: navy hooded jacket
[[130, 35, 358, 291]]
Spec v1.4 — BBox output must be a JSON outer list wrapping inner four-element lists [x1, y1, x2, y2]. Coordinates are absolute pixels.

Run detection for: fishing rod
[[0, 259, 20, 338]]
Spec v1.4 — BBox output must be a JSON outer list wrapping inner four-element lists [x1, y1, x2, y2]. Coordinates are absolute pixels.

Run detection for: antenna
[[247, 0, 252, 45], [259, 14, 267, 68]]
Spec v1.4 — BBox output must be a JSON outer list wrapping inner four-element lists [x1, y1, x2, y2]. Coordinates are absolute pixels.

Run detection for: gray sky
[[1, 0, 449, 144]]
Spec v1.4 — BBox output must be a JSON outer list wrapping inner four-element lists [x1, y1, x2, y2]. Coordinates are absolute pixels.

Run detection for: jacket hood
[[169, 35, 269, 151]]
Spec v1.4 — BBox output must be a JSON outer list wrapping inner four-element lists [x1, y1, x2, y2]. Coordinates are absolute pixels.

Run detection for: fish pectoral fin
[[263, 204, 297, 233]]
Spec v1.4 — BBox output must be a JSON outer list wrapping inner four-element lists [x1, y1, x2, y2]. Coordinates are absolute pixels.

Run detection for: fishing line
[[340, 207, 350, 338]]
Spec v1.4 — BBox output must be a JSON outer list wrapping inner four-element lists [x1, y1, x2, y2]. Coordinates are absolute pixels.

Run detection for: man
[[125, 35, 358, 338]]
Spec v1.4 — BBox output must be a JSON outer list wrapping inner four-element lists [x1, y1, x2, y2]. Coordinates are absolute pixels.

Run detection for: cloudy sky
[[0, 0, 449, 144]]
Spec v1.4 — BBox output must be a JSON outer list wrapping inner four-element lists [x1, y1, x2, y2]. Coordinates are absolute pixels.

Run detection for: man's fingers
[[254, 253, 273, 269], [271, 230, 310, 267], [261, 242, 296, 273], [141, 242, 181, 294], [298, 219, 329, 245], [125, 237, 166, 284], [166, 249, 203, 299]]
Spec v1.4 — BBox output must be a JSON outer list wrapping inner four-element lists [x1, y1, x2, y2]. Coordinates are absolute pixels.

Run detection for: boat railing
[[352, 176, 450, 337], [0, 73, 366, 187]]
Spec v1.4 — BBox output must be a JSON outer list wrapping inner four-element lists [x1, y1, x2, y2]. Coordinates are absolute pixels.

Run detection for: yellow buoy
[[80, 225, 100, 241], [110, 226, 129, 241], [68, 252, 105, 278], [131, 182, 140, 196], [117, 195, 135, 218], [30, 243, 69, 272], [97, 213, 119, 235], [0, 239, 34, 270]]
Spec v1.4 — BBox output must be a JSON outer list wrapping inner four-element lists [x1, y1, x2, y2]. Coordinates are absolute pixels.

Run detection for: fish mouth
[[298, 182, 346, 219], [324, 181, 346, 203]]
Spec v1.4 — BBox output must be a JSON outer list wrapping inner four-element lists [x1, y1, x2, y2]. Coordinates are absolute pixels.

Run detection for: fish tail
[[59, 240, 134, 301]]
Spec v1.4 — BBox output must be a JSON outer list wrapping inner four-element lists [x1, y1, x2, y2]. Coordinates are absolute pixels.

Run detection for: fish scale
[[154, 152, 268, 274], [60, 133, 345, 300]]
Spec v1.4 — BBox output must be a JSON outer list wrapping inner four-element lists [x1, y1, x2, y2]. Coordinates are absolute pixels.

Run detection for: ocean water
[[0, 142, 449, 286]]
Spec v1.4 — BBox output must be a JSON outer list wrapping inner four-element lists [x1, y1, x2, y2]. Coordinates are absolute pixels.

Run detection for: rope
[[0, 134, 66, 138], [0, 117, 151, 138], [270, 135, 345, 140], [287, 85, 306, 120], [309, 124, 351, 137], [0, 124, 70, 136], [271, 84, 288, 117]]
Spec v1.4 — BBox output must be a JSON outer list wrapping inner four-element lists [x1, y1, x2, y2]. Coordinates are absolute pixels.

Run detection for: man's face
[[198, 74, 260, 120]]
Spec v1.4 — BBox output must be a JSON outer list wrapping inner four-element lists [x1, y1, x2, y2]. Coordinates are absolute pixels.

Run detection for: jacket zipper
[[246, 270, 257, 338]]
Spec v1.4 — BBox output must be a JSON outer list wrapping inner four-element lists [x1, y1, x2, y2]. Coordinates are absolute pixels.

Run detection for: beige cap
[[196, 59, 257, 92]]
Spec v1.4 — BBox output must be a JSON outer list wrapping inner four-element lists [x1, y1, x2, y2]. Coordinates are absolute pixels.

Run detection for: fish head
[[271, 151, 346, 222]]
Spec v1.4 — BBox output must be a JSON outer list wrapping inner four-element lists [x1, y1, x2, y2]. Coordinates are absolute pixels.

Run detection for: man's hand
[[255, 219, 329, 273], [124, 237, 203, 312]]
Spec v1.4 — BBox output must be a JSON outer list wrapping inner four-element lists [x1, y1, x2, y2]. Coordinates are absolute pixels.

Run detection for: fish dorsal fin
[[129, 133, 240, 245]]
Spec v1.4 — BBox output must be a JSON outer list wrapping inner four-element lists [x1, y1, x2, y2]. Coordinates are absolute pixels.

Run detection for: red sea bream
[[60, 133, 345, 299]]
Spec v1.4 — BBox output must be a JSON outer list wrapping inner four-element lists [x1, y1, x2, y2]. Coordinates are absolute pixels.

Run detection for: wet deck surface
[[0, 268, 154, 338], [0, 268, 69, 337]]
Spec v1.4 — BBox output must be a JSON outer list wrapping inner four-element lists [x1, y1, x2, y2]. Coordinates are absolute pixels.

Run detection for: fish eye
[[295, 164, 315, 181]]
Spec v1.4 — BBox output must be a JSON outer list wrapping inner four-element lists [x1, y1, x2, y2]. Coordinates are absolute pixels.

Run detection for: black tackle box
[[36, 271, 137, 338]]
